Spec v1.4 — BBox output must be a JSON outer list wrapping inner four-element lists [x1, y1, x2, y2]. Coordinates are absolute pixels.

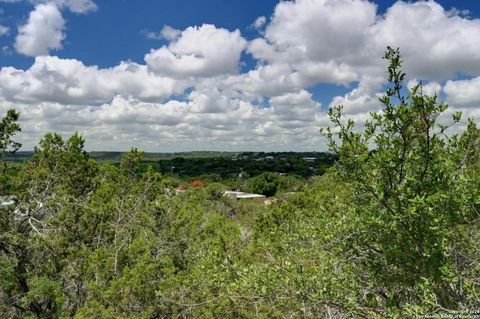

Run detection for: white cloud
[[270, 90, 321, 123], [159, 25, 181, 41], [29, 0, 96, 13], [145, 24, 247, 78], [248, 0, 480, 88], [329, 76, 384, 114], [254, 0, 377, 64], [0, 25, 9, 36], [444, 77, 480, 107], [14, 3, 65, 57], [244, 0, 480, 116], [0, 56, 189, 104], [0, 91, 324, 151], [142, 26, 181, 41], [407, 79, 442, 97], [373, 1, 480, 80], [252, 16, 266, 30], [142, 30, 162, 40], [0, 0, 96, 13]]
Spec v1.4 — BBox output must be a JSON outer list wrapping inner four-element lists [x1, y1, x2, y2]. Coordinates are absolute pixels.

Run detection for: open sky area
[[1, 0, 480, 151]]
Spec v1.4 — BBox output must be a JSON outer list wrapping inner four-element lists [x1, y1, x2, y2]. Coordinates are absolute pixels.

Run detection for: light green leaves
[[323, 47, 480, 314]]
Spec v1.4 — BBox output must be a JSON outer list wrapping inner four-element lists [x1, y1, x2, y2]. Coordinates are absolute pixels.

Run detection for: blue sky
[[1, 0, 480, 151], [2, 0, 479, 69], [1, 0, 280, 68]]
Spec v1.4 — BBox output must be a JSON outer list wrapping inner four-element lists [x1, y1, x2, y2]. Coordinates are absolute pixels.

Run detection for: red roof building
[[188, 180, 205, 188]]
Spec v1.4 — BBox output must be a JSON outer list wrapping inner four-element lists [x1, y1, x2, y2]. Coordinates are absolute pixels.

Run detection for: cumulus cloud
[[270, 90, 322, 123], [252, 0, 377, 65], [0, 56, 189, 104], [329, 76, 384, 114], [246, 0, 480, 111], [373, 1, 480, 80], [14, 3, 65, 57], [0, 91, 329, 151], [145, 24, 247, 78], [444, 77, 480, 107], [249, 0, 480, 81]]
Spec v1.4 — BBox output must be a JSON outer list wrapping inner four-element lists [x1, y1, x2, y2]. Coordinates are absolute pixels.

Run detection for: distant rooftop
[[224, 191, 266, 199]]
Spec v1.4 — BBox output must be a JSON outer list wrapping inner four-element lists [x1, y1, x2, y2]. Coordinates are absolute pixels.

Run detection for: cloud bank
[[1, 0, 480, 151]]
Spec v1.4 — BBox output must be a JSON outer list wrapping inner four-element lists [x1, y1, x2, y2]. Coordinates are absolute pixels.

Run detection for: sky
[[1, 0, 480, 152]]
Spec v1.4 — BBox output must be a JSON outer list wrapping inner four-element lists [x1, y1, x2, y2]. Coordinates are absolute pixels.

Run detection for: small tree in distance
[[323, 47, 480, 311], [0, 109, 21, 174]]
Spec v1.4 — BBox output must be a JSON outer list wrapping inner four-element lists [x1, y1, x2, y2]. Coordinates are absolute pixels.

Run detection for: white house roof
[[224, 191, 266, 199], [236, 193, 266, 199]]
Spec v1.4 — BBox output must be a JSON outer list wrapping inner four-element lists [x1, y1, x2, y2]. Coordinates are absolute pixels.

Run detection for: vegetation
[[0, 109, 21, 194], [8, 151, 334, 180], [1, 48, 480, 318]]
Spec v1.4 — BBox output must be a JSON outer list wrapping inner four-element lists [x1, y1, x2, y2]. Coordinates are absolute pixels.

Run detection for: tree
[[323, 47, 480, 313], [119, 147, 144, 178], [0, 132, 100, 318], [247, 172, 280, 197], [23, 132, 98, 199], [0, 109, 21, 174]]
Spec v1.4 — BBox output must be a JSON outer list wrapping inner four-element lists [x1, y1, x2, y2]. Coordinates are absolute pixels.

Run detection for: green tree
[[0, 109, 21, 158], [323, 47, 480, 313], [247, 172, 280, 197], [119, 147, 144, 178], [24, 132, 98, 198], [0, 109, 21, 178], [0, 132, 100, 318]]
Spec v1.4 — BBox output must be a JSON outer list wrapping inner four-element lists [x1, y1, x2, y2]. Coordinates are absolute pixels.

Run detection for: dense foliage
[[151, 152, 333, 179], [1, 48, 480, 318], [7, 151, 334, 192]]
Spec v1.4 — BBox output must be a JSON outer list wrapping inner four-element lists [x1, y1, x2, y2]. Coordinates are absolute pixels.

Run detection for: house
[[224, 191, 266, 200], [188, 180, 205, 188], [303, 157, 316, 163], [176, 179, 205, 194], [224, 191, 244, 198]]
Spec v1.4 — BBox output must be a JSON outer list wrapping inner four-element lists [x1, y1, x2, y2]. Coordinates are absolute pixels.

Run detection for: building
[[188, 180, 205, 188], [224, 191, 266, 200], [175, 179, 205, 194]]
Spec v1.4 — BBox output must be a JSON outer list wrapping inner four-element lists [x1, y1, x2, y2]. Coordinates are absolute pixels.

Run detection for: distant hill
[[4, 151, 34, 162], [6, 151, 332, 163], [89, 151, 241, 162], [5, 151, 241, 162]]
